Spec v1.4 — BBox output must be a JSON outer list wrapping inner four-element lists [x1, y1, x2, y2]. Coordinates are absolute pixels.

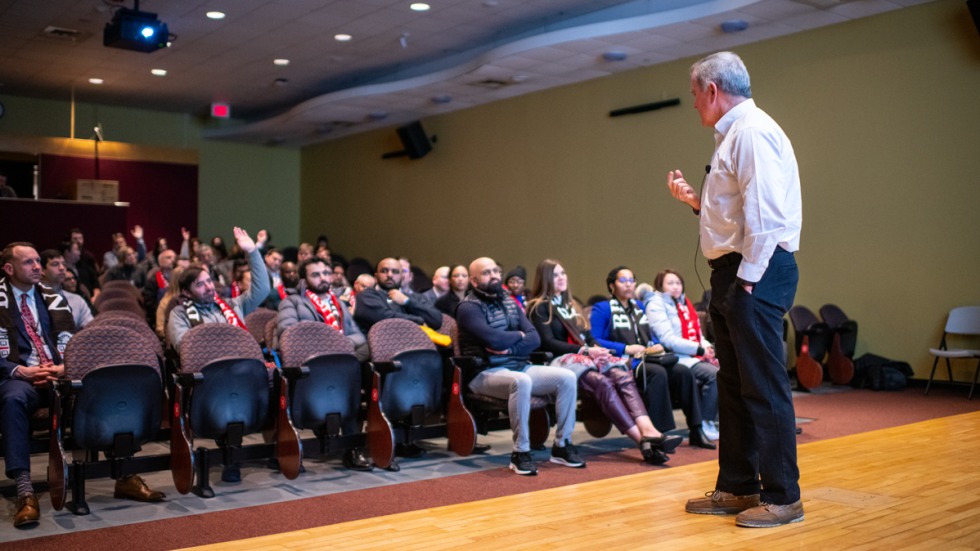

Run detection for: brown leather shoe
[[736, 500, 804, 528], [114, 475, 166, 502], [13, 494, 40, 528], [685, 490, 760, 515]]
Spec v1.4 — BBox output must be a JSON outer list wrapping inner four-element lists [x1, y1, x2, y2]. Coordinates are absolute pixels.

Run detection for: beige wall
[[301, 0, 980, 377]]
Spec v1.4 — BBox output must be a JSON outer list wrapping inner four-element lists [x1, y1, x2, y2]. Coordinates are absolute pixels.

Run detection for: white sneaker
[[701, 420, 719, 441]]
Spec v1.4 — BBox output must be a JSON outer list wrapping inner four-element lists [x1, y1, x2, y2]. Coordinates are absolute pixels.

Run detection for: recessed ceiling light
[[88, 78, 104, 85], [410, 3, 430, 11], [206, 11, 225, 20], [368, 111, 388, 120], [602, 51, 628, 62], [334, 33, 352, 42], [151, 69, 167, 76], [273, 58, 290, 66], [431, 95, 452, 104]]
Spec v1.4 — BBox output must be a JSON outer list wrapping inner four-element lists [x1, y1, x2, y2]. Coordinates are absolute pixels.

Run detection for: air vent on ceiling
[[42, 26, 92, 42]]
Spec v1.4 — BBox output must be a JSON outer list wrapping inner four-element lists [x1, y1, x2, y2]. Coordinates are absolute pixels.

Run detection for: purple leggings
[[579, 368, 648, 435]]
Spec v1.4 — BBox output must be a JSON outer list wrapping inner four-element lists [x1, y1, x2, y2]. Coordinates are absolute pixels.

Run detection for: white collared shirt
[[700, 99, 802, 282]]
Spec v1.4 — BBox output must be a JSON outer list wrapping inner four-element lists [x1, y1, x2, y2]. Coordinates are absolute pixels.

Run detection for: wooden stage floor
[[182, 411, 980, 550]]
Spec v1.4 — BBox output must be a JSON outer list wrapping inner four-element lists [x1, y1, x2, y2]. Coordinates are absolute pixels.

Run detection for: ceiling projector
[[104, 7, 169, 53]]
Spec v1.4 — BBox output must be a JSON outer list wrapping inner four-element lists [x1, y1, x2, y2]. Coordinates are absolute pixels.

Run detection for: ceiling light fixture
[[410, 3, 431, 12], [335, 33, 352, 42], [206, 11, 225, 20], [89, 78, 104, 85], [431, 95, 452, 104], [273, 58, 290, 66], [368, 111, 389, 120], [151, 68, 167, 76], [602, 51, 628, 62]]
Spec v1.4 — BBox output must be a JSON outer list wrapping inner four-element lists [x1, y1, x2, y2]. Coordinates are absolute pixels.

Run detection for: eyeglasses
[[617, 277, 636, 284]]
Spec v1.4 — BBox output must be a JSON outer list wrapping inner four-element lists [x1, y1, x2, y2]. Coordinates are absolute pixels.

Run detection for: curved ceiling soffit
[[204, 0, 762, 142]]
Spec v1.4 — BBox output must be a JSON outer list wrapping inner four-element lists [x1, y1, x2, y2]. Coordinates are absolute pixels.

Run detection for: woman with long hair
[[646, 269, 720, 442], [527, 259, 682, 464], [590, 266, 716, 449]]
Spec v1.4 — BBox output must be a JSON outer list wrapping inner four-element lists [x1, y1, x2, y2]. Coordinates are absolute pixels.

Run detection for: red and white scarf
[[214, 294, 247, 329], [305, 288, 343, 332], [674, 295, 703, 357]]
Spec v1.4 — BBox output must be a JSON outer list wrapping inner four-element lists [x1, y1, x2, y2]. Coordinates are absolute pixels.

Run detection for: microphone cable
[[692, 164, 711, 296]]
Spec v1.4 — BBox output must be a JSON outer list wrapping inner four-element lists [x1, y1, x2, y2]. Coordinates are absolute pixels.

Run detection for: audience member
[[353, 258, 441, 333], [349, 273, 375, 313], [590, 266, 715, 449], [40, 249, 93, 329], [435, 264, 469, 317], [192, 243, 231, 298], [262, 248, 285, 309], [398, 257, 415, 295], [330, 261, 351, 301], [0, 173, 16, 197], [276, 258, 373, 471], [68, 228, 101, 296], [526, 260, 682, 464], [102, 226, 146, 271], [455, 256, 584, 476], [62, 265, 95, 314], [278, 258, 369, 361], [101, 245, 147, 289], [281, 261, 300, 291], [143, 249, 181, 325], [504, 265, 527, 312], [297, 243, 314, 264], [418, 266, 450, 306], [2, 242, 167, 526], [646, 269, 720, 442], [166, 227, 269, 350], [165, 227, 268, 483], [210, 236, 228, 262], [155, 265, 185, 339]]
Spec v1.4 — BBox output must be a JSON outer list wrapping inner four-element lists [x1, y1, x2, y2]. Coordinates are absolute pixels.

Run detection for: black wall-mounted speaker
[[969, 0, 980, 34], [397, 121, 432, 159]]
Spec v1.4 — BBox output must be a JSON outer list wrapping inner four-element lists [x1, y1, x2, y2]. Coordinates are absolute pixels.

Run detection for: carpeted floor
[[2, 384, 978, 549]]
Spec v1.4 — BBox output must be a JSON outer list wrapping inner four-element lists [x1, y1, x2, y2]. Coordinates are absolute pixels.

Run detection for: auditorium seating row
[[22, 289, 587, 515]]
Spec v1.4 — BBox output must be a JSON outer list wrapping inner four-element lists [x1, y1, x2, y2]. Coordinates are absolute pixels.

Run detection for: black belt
[[707, 252, 742, 270]]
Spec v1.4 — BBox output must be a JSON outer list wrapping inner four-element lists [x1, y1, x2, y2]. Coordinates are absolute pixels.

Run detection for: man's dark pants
[[0, 378, 40, 478], [708, 248, 800, 505]]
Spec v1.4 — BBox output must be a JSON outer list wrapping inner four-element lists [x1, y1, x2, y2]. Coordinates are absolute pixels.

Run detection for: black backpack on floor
[[852, 353, 913, 391]]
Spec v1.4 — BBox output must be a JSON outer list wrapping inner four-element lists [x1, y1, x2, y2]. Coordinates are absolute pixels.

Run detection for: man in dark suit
[[1, 242, 71, 527], [2, 242, 165, 529]]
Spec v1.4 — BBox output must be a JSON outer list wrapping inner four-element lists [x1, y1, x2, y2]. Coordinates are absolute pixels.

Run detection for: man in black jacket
[[455, 257, 584, 476], [353, 257, 442, 333]]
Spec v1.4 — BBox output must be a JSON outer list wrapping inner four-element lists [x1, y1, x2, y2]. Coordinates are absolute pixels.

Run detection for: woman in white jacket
[[644, 269, 720, 442]]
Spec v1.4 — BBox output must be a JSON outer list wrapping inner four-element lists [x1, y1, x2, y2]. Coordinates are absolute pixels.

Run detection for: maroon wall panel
[[0, 199, 128, 254], [36, 154, 197, 258]]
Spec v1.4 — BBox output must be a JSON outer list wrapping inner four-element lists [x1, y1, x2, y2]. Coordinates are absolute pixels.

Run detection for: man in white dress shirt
[[667, 51, 803, 528]]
